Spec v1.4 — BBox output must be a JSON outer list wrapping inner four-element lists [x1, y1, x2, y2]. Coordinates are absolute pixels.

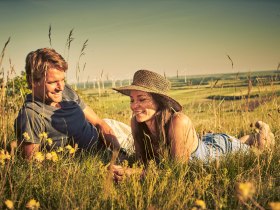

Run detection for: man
[[14, 48, 131, 160]]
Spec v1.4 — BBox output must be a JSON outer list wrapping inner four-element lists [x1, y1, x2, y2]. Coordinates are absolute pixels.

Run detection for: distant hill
[[169, 70, 279, 87], [72, 70, 279, 89]]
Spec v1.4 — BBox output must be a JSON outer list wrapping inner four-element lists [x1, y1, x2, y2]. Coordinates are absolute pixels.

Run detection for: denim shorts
[[191, 133, 250, 161]]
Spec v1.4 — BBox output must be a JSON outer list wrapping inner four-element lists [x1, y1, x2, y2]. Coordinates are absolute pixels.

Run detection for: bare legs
[[239, 121, 275, 150]]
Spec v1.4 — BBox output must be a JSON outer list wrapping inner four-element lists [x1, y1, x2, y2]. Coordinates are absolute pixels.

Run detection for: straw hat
[[113, 69, 182, 112]]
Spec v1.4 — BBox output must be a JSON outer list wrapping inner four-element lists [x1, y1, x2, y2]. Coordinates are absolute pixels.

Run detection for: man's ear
[[27, 75, 32, 89], [31, 81, 38, 88], [32, 79, 43, 88], [27, 75, 41, 88]]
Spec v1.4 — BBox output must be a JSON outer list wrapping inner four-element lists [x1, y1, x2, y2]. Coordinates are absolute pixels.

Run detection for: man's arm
[[83, 106, 121, 151], [21, 142, 40, 160], [15, 106, 44, 160]]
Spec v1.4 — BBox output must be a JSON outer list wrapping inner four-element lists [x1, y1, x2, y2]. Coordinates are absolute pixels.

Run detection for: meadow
[[0, 32, 279, 209], [0, 65, 280, 209]]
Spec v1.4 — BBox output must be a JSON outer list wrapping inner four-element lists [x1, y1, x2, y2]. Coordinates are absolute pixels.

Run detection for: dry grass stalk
[[227, 54, 234, 69], [75, 39, 88, 89], [0, 37, 10, 68], [48, 24, 52, 47], [104, 150, 118, 199], [64, 28, 74, 61], [246, 73, 252, 111]]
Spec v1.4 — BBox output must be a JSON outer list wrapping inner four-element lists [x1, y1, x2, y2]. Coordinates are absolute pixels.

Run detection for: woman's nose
[[130, 101, 139, 110]]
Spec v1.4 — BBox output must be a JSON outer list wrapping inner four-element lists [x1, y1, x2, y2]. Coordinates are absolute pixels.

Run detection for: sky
[[0, 0, 279, 83]]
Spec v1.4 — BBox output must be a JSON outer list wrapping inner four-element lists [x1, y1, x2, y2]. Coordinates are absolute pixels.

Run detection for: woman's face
[[130, 90, 159, 123]]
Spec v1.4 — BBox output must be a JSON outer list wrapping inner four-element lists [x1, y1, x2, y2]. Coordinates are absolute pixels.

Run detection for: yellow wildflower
[[4, 199, 14, 209], [69, 148, 76, 154], [46, 152, 59, 162], [0, 152, 5, 165], [5, 152, 11, 160], [0, 150, 6, 158], [0, 150, 11, 165], [26, 198, 40, 209], [269, 202, 280, 210], [46, 138, 53, 146], [236, 182, 256, 201], [51, 152, 59, 162], [65, 145, 76, 154], [193, 199, 206, 210], [33, 152, 45, 163], [46, 152, 52, 160], [56, 147, 64, 153], [65, 145, 73, 150], [23, 132, 30, 141], [39, 132, 48, 140]]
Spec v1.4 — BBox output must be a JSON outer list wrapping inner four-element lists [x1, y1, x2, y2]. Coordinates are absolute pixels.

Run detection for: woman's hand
[[110, 164, 125, 182], [109, 164, 144, 183]]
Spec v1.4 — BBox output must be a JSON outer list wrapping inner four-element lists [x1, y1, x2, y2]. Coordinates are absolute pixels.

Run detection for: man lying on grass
[[14, 48, 132, 160], [110, 69, 275, 181]]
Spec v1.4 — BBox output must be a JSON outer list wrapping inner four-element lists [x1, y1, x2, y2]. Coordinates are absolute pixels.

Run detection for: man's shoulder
[[62, 84, 86, 109], [23, 94, 43, 111], [63, 83, 78, 101], [17, 94, 43, 117], [16, 104, 39, 119]]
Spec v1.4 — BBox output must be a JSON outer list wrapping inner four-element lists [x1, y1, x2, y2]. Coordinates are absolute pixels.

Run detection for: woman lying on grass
[[110, 69, 275, 180]]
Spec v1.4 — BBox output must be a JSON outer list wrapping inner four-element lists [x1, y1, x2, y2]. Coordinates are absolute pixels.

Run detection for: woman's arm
[[168, 113, 199, 163], [110, 164, 145, 182]]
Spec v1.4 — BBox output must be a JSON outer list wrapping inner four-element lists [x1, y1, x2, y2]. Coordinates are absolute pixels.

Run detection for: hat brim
[[113, 85, 182, 112]]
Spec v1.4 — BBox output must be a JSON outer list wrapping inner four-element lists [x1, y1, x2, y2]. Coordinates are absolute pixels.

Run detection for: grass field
[[1, 70, 279, 209]]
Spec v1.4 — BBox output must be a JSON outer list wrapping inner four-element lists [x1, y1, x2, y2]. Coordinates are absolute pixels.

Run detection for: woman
[[112, 69, 275, 166]]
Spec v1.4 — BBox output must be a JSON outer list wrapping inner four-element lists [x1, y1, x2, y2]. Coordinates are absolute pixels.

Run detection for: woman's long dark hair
[[131, 93, 175, 164]]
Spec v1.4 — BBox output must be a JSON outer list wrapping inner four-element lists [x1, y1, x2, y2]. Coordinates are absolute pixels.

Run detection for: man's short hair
[[25, 48, 68, 88]]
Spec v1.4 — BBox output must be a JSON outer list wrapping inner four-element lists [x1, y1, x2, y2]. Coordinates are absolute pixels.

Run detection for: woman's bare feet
[[255, 121, 275, 150], [239, 121, 275, 150]]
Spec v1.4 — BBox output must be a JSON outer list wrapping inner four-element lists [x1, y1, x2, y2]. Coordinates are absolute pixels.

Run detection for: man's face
[[33, 68, 65, 107]]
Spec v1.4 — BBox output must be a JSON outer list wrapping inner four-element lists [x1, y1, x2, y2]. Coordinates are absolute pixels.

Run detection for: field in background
[[0, 69, 280, 209], [80, 70, 280, 137]]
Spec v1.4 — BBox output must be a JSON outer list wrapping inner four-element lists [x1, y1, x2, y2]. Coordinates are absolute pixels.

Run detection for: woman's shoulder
[[171, 112, 190, 120], [170, 112, 192, 125]]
